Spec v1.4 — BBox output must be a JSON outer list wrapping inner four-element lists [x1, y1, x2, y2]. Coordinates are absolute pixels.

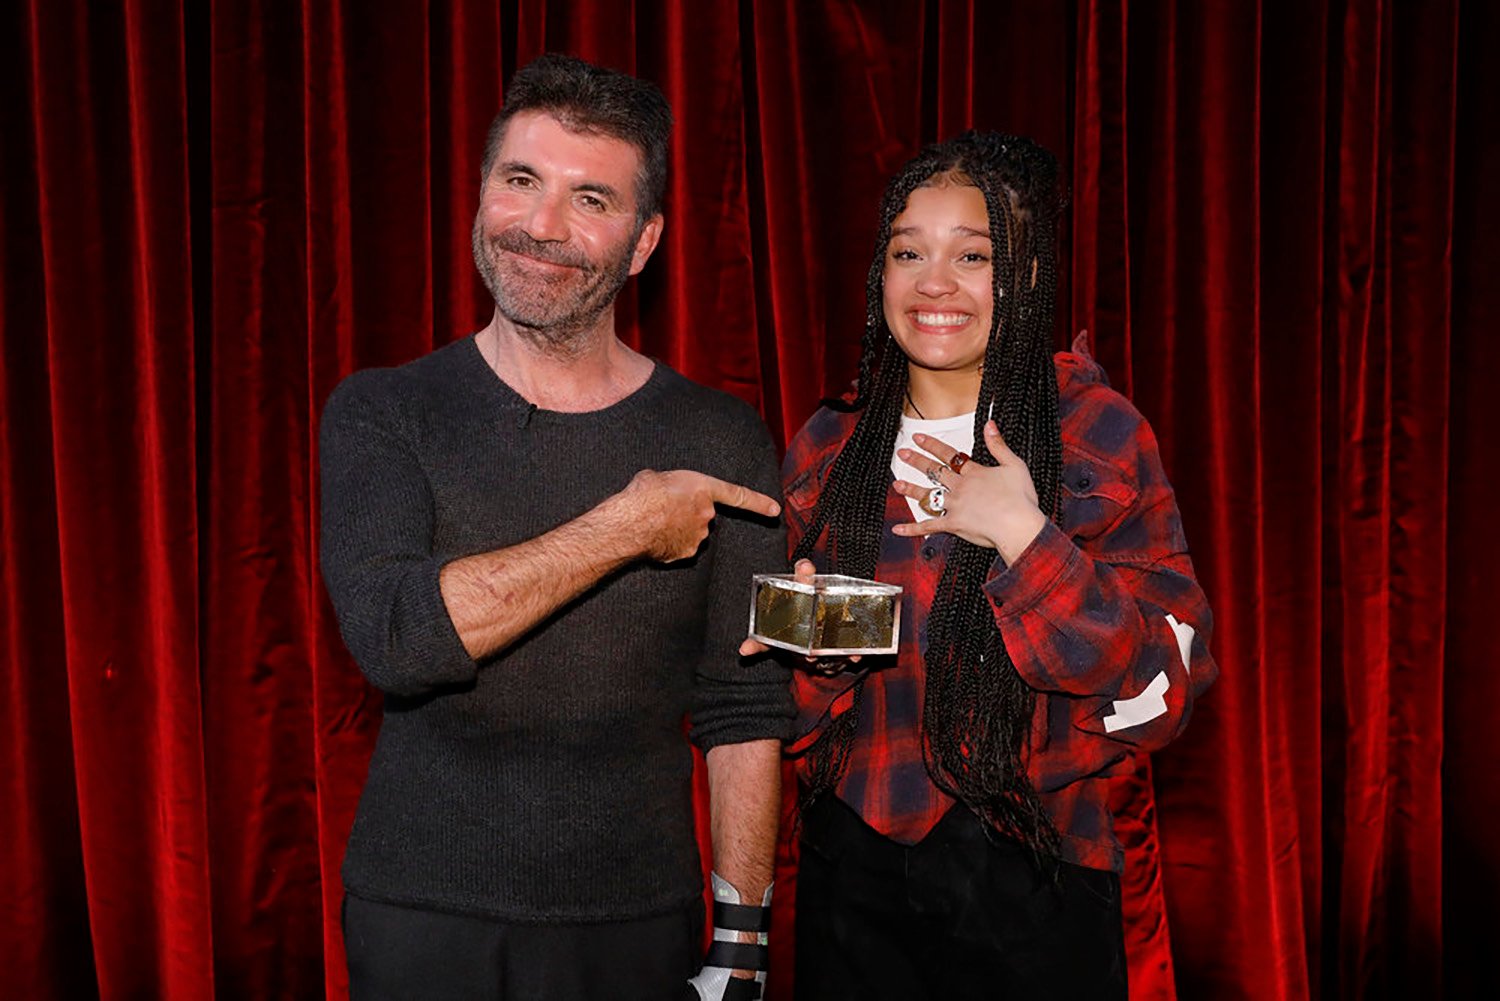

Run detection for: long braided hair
[[794, 132, 1064, 858]]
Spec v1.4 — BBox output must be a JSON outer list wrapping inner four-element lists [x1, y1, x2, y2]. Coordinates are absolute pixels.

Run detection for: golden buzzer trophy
[[748, 574, 902, 657]]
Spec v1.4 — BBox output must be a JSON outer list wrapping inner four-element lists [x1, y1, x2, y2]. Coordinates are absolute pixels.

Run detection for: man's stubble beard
[[471, 217, 636, 355]]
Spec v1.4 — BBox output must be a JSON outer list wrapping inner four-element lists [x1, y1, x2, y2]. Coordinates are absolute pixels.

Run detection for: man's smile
[[497, 245, 585, 272]]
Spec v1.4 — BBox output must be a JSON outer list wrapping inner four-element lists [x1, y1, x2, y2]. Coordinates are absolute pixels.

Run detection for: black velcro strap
[[713, 901, 772, 933], [704, 941, 770, 972], [722, 977, 763, 1001]]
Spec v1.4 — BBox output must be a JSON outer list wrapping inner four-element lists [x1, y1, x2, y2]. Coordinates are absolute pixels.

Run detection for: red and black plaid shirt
[[782, 344, 1218, 872]]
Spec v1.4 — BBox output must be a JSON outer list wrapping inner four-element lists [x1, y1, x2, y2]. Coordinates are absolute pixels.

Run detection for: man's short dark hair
[[481, 54, 673, 223]]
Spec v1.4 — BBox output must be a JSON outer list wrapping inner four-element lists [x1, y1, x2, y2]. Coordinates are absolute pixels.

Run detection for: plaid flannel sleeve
[[780, 411, 868, 754], [983, 392, 1218, 752]]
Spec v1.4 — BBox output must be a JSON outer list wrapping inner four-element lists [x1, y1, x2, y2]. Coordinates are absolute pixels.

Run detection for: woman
[[764, 133, 1217, 999]]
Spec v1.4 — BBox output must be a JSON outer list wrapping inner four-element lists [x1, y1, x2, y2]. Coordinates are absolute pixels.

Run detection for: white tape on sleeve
[[1102, 670, 1170, 733], [1165, 613, 1195, 674]]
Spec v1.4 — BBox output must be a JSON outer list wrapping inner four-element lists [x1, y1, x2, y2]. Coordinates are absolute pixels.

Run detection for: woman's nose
[[914, 262, 959, 296]]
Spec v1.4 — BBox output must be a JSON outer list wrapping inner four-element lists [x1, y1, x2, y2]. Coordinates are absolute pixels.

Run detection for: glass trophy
[[748, 574, 902, 657]]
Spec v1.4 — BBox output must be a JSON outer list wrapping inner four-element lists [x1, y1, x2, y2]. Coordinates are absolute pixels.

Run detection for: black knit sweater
[[318, 337, 793, 922]]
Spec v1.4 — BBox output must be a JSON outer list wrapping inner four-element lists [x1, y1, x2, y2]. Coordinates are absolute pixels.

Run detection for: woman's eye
[[891, 249, 919, 261], [960, 251, 990, 264]]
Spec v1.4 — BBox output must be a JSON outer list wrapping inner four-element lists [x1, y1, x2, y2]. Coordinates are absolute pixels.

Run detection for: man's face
[[472, 110, 663, 342]]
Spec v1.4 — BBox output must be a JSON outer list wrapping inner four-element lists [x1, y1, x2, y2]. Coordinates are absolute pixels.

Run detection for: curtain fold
[[6, 1, 212, 997], [0, 5, 94, 998], [2, 2, 1493, 998], [1444, 7, 1500, 999]]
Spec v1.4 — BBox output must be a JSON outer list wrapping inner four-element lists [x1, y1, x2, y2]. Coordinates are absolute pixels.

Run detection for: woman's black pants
[[794, 796, 1127, 1000]]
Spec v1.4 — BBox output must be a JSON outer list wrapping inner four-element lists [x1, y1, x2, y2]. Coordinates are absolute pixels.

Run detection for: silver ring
[[925, 464, 948, 487], [921, 486, 947, 516]]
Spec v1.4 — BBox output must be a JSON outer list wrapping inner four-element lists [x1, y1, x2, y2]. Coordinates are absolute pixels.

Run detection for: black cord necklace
[[904, 388, 927, 420]]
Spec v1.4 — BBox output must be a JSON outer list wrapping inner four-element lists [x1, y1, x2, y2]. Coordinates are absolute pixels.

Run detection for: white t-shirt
[[890, 411, 975, 522]]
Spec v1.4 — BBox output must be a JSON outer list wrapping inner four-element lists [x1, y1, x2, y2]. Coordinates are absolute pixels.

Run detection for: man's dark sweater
[[318, 337, 793, 923]]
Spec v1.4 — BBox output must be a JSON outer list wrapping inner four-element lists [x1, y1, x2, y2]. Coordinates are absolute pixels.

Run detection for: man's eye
[[507, 175, 534, 188], [580, 195, 606, 211]]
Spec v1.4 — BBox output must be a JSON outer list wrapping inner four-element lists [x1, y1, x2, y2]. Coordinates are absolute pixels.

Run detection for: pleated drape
[[3, 2, 1495, 999]]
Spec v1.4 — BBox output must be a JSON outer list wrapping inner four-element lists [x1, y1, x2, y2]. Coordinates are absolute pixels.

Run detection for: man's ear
[[628, 214, 664, 276]]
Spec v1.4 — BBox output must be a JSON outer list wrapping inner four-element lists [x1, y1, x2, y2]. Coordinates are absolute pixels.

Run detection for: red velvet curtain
[[3, 2, 1495, 998]]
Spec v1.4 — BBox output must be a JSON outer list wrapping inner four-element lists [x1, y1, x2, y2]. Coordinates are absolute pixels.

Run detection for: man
[[319, 54, 791, 1001]]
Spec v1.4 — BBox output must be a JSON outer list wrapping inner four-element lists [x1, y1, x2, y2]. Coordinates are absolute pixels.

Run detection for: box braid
[[792, 133, 1064, 860]]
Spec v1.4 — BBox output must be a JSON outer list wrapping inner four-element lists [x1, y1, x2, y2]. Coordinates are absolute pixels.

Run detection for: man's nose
[[522, 194, 569, 243]]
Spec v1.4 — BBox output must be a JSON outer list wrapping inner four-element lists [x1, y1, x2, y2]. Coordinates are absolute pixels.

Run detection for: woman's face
[[881, 182, 995, 377]]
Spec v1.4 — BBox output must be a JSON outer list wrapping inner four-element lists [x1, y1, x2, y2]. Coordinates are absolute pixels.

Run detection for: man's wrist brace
[[687, 872, 772, 1001]]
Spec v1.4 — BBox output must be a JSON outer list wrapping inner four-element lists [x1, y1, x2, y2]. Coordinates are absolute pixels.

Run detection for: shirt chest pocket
[[784, 465, 821, 519], [1060, 454, 1137, 542], [783, 452, 841, 532]]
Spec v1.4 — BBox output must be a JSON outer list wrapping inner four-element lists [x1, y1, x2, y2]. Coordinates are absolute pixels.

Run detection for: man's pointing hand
[[609, 470, 780, 563]]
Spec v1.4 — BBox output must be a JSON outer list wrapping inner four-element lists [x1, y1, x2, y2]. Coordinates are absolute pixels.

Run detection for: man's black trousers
[[343, 892, 703, 1000]]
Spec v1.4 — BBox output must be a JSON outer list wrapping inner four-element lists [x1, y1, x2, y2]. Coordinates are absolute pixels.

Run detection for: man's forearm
[[701, 739, 781, 987], [440, 467, 781, 664], [439, 497, 638, 661], [705, 739, 781, 900]]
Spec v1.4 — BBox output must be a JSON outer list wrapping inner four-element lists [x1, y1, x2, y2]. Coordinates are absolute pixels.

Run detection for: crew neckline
[[462, 334, 667, 423]]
